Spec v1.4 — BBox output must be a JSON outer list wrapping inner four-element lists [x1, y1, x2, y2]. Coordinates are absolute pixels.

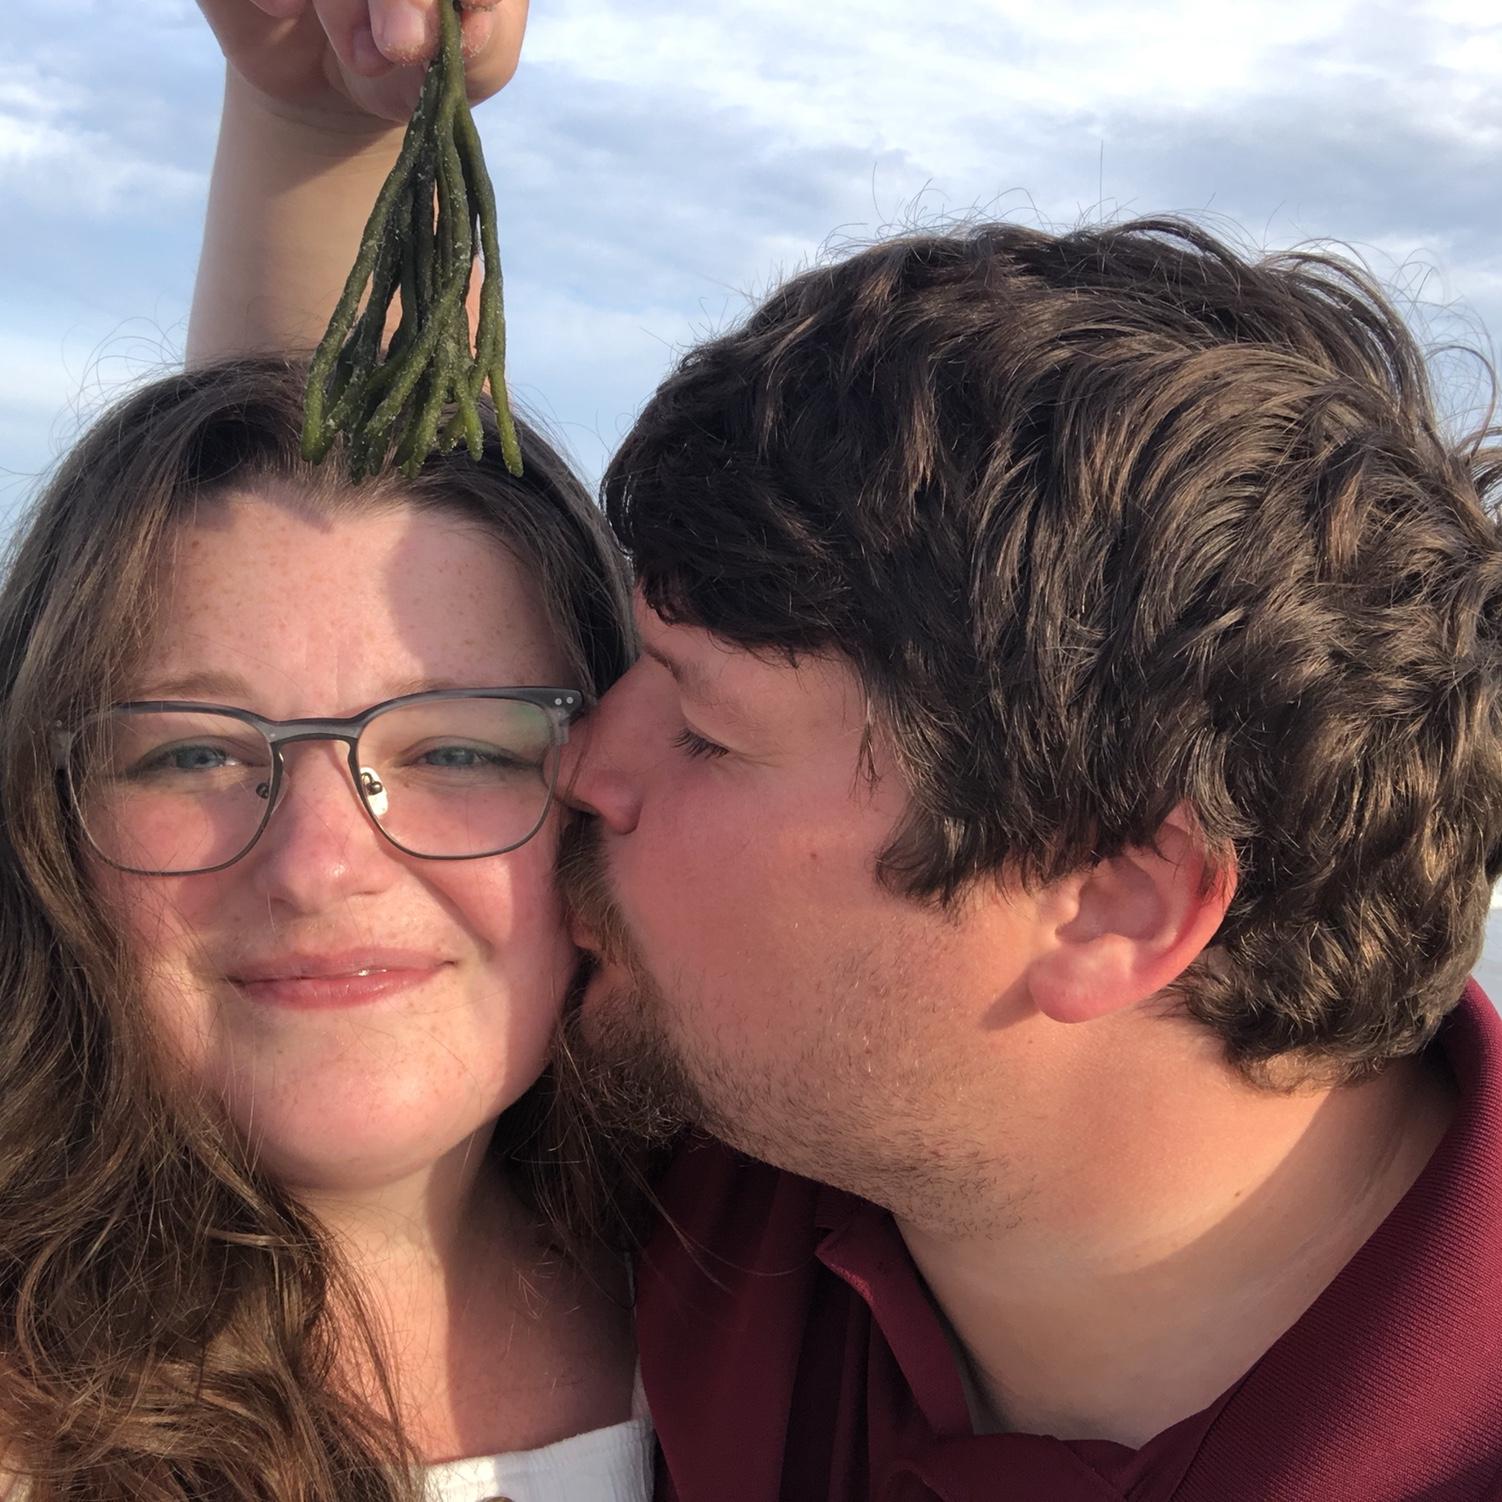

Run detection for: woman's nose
[[245, 743, 399, 910]]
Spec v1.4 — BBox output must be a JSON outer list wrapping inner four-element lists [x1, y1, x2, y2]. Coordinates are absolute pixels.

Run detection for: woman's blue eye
[[141, 744, 234, 774], [405, 743, 538, 775], [421, 745, 498, 768]]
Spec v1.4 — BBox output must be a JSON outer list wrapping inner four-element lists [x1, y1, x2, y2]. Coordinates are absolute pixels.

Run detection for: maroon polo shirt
[[637, 982, 1502, 1501]]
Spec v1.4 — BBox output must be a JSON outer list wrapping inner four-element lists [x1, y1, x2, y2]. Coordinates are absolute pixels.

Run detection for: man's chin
[[558, 961, 701, 1149]]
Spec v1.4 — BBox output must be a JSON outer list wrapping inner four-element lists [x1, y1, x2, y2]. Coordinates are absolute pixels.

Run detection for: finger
[[368, 0, 522, 77], [459, 5, 493, 57], [350, 22, 396, 75], [368, 0, 439, 63], [246, 0, 309, 16], [480, 0, 534, 90], [309, 0, 404, 74], [461, 0, 527, 85]]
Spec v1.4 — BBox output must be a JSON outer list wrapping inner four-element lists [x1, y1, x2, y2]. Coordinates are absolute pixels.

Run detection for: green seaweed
[[301, 0, 522, 480]]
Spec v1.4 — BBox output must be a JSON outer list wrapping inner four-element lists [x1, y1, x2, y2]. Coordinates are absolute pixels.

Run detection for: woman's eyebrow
[[127, 674, 478, 705], [129, 670, 255, 701], [377, 675, 485, 698]]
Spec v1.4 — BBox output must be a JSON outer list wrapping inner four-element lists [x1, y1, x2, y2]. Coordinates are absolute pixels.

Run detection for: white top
[[6, 1417, 655, 1502], [424, 1412, 654, 1502]]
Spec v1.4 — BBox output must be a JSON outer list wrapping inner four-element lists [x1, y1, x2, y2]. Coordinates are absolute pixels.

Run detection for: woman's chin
[[218, 1075, 537, 1199], [245, 1121, 497, 1200]]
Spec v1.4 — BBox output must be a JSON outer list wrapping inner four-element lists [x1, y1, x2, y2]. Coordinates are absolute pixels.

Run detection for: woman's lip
[[226, 953, 450, 1011], [229, 950, 447, 983]]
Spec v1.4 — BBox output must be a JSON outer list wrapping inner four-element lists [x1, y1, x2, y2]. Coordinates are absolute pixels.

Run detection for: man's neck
[[898, 1045, 1457, 1448]]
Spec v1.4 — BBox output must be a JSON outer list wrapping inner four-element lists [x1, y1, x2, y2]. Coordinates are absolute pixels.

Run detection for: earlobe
[[1027, 812, 1236, 1025]]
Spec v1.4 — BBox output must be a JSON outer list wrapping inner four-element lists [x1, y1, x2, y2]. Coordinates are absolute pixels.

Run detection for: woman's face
[[89, 485, 576, 1195]]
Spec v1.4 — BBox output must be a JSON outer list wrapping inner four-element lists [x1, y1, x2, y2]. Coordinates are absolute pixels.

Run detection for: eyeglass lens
[[67, 700, 560, 874]]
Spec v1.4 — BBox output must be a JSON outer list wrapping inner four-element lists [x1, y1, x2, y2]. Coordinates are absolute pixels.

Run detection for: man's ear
[[1027, 807, 1236, 1025]]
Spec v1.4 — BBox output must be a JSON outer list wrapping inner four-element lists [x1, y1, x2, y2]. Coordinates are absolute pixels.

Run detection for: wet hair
[[605, 217, 1502, 1085], [0, 356, 634, 1499]]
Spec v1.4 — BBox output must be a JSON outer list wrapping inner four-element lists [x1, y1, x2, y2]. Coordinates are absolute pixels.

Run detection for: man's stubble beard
[[554, 817, 709, 1149], [553, 818, 1018, 1236]]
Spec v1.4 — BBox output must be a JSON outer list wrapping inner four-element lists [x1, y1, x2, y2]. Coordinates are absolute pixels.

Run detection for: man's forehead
[[633, 598, 866, 723], [636, 596, 742, 655], [634, 602, 757, 701]]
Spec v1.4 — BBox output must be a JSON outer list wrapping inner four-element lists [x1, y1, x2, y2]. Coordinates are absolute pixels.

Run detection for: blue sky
[[5, 0, 1502, 529]]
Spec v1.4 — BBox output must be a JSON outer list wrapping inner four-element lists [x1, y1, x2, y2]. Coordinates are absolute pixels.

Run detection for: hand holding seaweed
[[301, 0, 522, 480]]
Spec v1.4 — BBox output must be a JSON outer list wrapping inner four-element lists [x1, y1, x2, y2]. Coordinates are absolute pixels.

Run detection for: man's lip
[[227, 950, 448, 984], [567, 912, 602, 956]]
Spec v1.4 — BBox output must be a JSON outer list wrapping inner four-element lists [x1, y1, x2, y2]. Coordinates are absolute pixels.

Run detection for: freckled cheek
[[432, 831, 573, 970], [90, 864, 218, 978], [83, 868, 229, 1081]]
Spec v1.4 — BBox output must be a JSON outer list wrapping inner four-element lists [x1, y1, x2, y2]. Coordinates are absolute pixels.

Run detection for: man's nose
[[558, 684, 642, 835]]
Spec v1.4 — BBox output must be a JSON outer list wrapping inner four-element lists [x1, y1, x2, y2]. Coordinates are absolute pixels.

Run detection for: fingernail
[[374, 0, 431, 61], [350, 23, 389, 75], [460, 8, 494, 56]]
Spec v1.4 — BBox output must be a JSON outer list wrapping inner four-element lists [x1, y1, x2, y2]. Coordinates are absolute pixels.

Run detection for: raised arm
[[188, 0, 526, 364]]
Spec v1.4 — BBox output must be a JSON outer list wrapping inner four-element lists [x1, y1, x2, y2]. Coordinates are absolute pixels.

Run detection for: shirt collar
[[810, 984, 1502, 1500]]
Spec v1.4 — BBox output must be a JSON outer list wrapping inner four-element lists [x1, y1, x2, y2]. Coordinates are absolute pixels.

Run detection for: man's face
[[560, 598, 1047, 1215]]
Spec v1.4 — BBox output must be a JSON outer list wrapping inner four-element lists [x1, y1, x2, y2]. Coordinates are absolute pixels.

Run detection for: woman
[[0, 356, 647, 1500]]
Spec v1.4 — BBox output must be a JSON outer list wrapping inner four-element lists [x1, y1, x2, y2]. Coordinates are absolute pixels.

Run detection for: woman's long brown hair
[[0, 357, 635, 1499]]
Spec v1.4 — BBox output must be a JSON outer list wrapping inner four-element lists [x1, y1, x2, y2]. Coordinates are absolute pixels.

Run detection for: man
[[557, 221, 1502, 1500], [189, 4, 1502, 1496]]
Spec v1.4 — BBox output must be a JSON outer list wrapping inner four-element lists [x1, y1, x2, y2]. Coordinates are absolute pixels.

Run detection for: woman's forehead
[[135, 493, 566, 712]]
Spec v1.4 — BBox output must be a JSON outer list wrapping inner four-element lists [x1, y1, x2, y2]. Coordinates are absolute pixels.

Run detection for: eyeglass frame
[[53, 686, 588, 877]]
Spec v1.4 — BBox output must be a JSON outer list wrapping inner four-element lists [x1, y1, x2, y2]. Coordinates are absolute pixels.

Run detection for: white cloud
[[522, 0, 1403, 152], [0, 113, 204, 216], [0, 330, 82, 418], [503, 284, 702, 483], [0, 316, 185, 506], [6, 0, 1502, 501]]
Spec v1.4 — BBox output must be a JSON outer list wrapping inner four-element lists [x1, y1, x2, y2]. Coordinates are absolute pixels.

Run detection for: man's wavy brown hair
[[605, 217, 1502, 1085], [0, 358, 634, 1499]]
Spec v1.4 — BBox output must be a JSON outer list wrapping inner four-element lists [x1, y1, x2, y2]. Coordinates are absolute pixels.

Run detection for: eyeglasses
[[55, 688, 585, 876]]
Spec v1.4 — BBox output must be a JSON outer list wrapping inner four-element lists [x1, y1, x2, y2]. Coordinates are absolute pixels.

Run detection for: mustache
[[556, 816, 635, 968]]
